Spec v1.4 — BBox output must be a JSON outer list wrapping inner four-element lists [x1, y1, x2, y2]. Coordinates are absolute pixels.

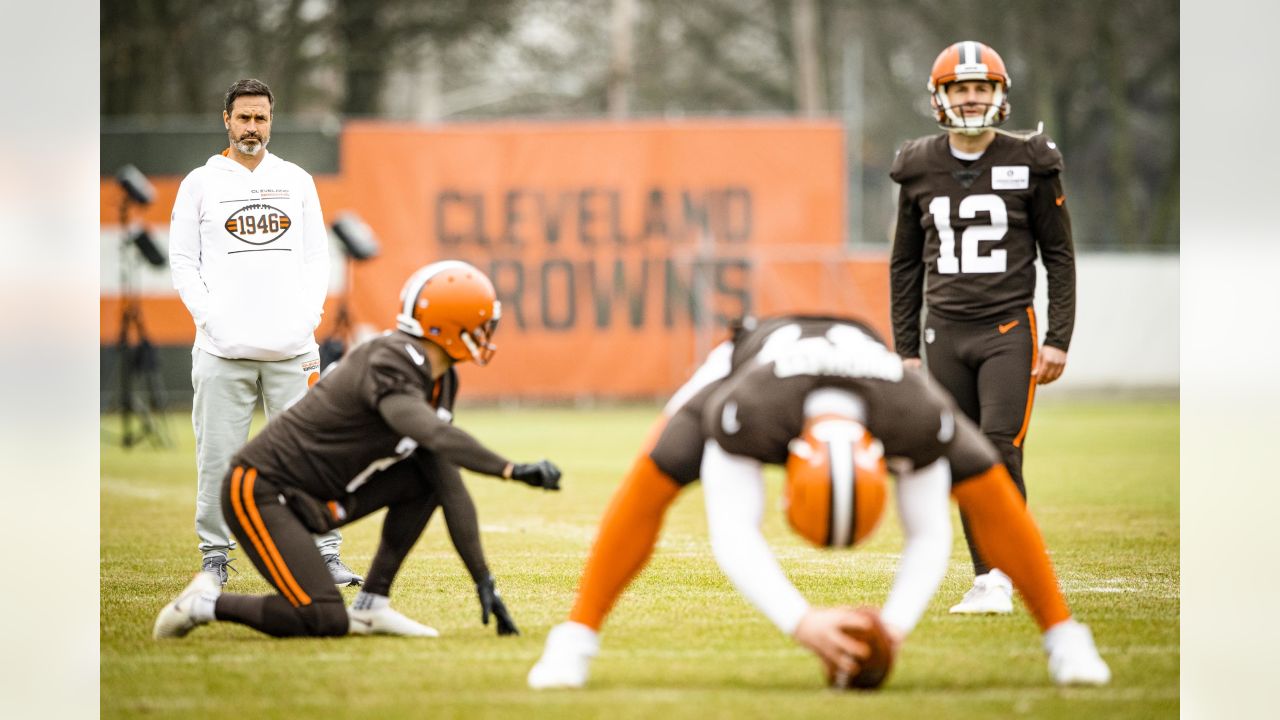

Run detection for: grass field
[[101, 399, 1178, 719]]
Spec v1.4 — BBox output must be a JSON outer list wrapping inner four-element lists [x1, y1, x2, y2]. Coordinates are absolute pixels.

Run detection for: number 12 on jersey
[[928, 194, 1008, 274]]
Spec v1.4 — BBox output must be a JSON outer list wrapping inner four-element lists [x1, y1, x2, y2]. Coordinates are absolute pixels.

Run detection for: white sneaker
[[153, 572, 221, 639], [949, 568, 1014, 614], [1044, 620, 1112, 686], [347, 605, 439, 637], [527, 621, 600, 689]]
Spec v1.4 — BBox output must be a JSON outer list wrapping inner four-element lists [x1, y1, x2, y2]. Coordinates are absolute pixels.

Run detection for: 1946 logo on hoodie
[[224, 203, 292, 246]]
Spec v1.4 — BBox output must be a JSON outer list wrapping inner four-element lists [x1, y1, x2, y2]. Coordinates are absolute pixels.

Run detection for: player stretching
[[528, 315, 1108, 688]]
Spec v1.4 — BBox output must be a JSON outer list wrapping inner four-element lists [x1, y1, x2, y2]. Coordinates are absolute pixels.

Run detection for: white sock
[[353, 591, 390, 611], [191, 592, 218, 624], [547, 621, 601, 656], [1042, 618, 1083, 651]]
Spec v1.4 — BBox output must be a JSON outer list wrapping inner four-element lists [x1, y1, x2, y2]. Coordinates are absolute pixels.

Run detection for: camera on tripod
[[113, 164, 171, 449], [319, 212, 381, 372]]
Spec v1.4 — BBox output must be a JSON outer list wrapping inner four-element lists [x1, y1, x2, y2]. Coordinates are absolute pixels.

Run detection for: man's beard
[[230, 132, 269, 156]]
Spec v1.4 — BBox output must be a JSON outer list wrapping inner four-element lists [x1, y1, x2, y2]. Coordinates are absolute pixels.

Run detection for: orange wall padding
[[102, 120, 889, 398]]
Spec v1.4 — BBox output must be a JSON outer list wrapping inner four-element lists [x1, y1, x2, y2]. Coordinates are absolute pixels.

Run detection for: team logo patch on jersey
[[224, 203, 292, 245], [951, 168, 983, 189], [991, 166, 1029, 190]]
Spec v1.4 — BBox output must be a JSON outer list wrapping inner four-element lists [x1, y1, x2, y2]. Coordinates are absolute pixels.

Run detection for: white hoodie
[[169, 150, 329, 361]]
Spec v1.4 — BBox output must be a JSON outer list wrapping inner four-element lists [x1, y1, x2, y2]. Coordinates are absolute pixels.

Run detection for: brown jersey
[[703, 316, 999, 477], [889, 132, 1076, 357], [233, 331, 459, 500], [729, 314, 885, 370]]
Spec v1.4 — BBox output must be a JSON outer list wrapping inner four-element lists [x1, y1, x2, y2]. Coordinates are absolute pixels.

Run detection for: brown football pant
[[214, 459, 440, 637], [925, 307, 1039, 576]]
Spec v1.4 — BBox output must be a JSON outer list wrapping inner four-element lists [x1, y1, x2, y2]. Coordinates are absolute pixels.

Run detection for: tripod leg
[[119, 302, 137, 448], [132, 304, 172, 448]]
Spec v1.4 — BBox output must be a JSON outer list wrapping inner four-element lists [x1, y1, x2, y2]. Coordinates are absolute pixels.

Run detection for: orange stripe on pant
[[952, 465, 1071, 631], [229, 466, 300, 607], [1012, 306, 1038, 448], [569, 416, 682, 631], [242, 468, 312, 607]]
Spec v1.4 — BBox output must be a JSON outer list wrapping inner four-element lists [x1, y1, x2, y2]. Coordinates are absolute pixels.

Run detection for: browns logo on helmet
[[396, 260, 501, 365], [784, 414, 888, 548], [928, 40, 1011, 134]]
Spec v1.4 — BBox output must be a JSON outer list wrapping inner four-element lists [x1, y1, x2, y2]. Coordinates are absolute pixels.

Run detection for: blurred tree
[[608, 0, 637, 117], [101, 0, 1177, 248], [334, 0, 515, 115], [101, 0, 516, 117], [791, 0, 825, 115], [101, 0, 226, 116]]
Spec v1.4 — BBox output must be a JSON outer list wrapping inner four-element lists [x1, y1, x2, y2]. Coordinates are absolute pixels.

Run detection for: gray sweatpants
[[191, 347, 341, 560]]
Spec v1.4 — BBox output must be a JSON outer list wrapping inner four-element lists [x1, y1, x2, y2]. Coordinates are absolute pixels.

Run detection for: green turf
[[101, 399, 1178, 719]]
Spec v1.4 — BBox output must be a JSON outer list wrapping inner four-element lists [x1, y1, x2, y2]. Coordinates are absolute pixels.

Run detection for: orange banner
[[101, 120, 890, 399]]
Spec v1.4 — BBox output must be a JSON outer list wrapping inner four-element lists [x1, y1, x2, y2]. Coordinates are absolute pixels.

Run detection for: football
[[826, 607, 896, 690]]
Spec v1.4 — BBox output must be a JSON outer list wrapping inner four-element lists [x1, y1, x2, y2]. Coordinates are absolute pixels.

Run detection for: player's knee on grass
[[299, 600, 349, 636]]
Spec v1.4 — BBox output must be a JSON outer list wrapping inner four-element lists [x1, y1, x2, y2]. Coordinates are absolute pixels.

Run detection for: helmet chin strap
[[991, 120, 1044, 140], [947, 122, 1042, 140]]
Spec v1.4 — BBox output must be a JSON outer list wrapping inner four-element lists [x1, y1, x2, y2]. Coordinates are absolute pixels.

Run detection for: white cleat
[[1044, 620, 1112, 686], [347, 606, 439, 637], [527, 621, 600, 690], [949, 568, 1014, 614], [153, 572, 221, 639]]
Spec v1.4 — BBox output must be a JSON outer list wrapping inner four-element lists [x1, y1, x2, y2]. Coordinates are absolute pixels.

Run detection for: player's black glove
[[477, 575, 519, 636], [509, 460, 562, 490]]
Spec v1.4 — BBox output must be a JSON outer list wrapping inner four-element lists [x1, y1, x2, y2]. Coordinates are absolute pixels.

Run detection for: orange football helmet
[[784, 414, 888, 548], [928, 40, 1011, 134], [396, 260, 501, 365]]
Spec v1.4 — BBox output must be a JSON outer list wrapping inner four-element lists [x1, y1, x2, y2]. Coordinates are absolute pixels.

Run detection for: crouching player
[[528, 315, 1109, 688], [155, 262, 562, 640]]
